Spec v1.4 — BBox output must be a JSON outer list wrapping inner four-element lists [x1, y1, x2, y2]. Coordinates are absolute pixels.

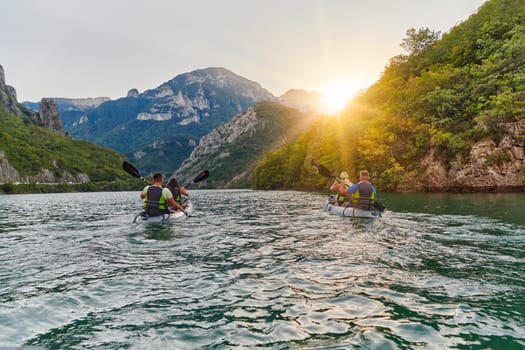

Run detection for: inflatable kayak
[[323, 195, 382, 218], [133, 198, 193, 224]]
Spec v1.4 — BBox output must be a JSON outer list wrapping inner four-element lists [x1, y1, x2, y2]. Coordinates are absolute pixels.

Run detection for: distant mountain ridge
[[34, 67, 279, 175], [19, 67, 326, 182], [24, 97, 110, 113], [174, 102, 317, 188]]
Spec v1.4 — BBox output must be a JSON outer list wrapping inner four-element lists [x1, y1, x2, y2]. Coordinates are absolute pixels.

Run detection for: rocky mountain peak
[[127, 88, 139, 98], [38, 98, 65, 135], [0, 64, 5, 89], [278, 89, 323, 113], [0, 64, 24, 117]]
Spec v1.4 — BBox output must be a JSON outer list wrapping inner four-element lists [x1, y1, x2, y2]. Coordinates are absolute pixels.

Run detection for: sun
[[319, 82, 362, 115]]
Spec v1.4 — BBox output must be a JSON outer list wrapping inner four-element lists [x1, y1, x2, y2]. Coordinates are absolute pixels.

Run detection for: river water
[[0, 190, 524, 349]]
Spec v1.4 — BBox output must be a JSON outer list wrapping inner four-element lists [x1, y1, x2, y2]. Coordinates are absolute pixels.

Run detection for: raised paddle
[[123, 160, 150, 184], [311, 159, 386, 212], [311, 159, 339, 180], [122, 161, 209, 217], [123, 161, 187, 215], [184, 170, 209, 187]]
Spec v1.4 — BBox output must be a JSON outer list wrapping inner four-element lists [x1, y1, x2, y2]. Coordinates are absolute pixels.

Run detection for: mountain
[[23, 97, 110, 113], [41, 67, 276, 175], [0, 64, 130, 187], [173, 102, 317, 188], [252, 0, 525, 192], [278, 89, 324, 113]]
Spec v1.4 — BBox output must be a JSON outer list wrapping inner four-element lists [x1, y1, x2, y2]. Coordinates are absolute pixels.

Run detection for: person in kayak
[[166, 177, 189, 210], [329, 171, 353, 206], [140, 173, 183, 216], [347, 170, 377, 209]]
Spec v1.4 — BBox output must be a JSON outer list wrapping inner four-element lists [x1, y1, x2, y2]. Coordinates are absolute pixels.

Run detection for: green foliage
[[0, 179, 143, 194], [485, 149, 512, 167], [252, 0, 525, 192], [178, 102, 314, 188], [401, 27, 441, 55], [0, 109, 130, 184]]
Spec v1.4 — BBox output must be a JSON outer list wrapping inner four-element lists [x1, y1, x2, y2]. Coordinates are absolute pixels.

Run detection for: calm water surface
[[0, 190, 524, 349]]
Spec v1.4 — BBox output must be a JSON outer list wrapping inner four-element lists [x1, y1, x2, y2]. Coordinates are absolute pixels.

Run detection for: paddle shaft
[[311, 159, 385, 212]]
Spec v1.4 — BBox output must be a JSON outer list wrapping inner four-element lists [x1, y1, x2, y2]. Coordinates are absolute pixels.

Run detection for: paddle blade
[[122, 161, 141, 179], [311, 159, 336, 179], [373, 201, 386, 212], [191, 170, 209, 184]]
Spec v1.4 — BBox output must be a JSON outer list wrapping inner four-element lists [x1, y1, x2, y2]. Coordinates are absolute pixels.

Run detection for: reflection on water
[[0, 190, 524, 348]]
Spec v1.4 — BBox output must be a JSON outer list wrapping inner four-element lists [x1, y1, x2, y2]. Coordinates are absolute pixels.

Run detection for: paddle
[[311, 159, 385, 212], [122, 161, 209, 217], [311, 159, 338, 180], [184, 170, 209, 187], [123, 161, 150, 185]]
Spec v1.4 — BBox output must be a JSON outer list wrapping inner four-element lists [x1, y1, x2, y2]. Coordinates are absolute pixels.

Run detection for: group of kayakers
[[140, 173, 189, 216], [329, 170, 377, 209], [139, 166, 378, 218]]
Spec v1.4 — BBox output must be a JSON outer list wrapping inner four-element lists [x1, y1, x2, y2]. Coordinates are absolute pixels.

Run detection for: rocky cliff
[[0, 64, 66, 134], [36, 98, 65, 135], [415, 120, 525, 192], [52, 67, 278, 175], [0, 64, 24, 117], [173, 102, 316, 188], [0, 64, 128, 185]]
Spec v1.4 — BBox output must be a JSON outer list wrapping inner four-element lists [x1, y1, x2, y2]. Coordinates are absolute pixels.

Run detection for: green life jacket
[[337, 193, 352, 204], [143, 186, 166, 211], [351, 182, 375, 209], [170, 187, 182, 205]]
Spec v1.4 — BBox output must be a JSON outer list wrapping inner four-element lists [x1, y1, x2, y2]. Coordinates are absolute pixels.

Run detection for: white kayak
[[133, 198, 193, 224], [323, 195, 382, 218]]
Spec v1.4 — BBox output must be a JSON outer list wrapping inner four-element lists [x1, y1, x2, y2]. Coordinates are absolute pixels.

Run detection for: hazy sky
[[2, 0, 487, 102]]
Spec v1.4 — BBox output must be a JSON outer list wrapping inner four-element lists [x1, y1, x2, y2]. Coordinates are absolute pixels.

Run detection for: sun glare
[[319, 82, 362, 115]]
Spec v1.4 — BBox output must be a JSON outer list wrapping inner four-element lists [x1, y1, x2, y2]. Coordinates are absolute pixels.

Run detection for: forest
[[252, 0, 525, 191]]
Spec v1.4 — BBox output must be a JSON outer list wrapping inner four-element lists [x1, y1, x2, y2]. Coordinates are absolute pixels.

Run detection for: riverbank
[[0, 179, 143, 194]]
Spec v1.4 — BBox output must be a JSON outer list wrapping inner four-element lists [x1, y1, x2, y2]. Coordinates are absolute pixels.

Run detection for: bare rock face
[[39, 98, 65, 135], [0, 149, 21, 183], [175, 107, 259, 177], [417, 120, 525, 192], [0, 64, 24, 117], [127, 88, 139, 98]]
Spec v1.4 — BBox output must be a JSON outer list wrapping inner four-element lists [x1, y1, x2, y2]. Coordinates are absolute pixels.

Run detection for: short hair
[[153, 173, 163, 181], [360, 170, 369, 177]]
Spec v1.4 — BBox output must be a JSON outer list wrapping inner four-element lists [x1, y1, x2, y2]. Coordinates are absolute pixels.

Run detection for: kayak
[[323, 195, 382, 218], [133, 198, 193, 224]]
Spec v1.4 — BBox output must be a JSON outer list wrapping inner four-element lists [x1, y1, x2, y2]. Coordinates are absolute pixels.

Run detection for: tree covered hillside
[[0, 109, 132, 188], [252, 0, 525, 192], [175, 102, 315, 188]]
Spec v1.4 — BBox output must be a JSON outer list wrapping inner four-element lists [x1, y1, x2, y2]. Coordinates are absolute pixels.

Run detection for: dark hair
[[153, 173, 163, 182], [167, 177, 180, 189]]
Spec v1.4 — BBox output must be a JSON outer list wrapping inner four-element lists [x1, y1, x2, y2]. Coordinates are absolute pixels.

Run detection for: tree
[[401, 27, 441, 55]]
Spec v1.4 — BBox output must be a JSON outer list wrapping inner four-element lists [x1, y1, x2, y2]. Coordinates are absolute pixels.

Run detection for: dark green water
[[0, 190, 524, 349]]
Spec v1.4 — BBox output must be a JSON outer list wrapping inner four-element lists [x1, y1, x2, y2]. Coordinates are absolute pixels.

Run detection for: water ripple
[[0, 190, 524, 348]]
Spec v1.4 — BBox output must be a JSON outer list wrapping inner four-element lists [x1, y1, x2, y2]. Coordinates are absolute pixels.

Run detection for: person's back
[[140, 173, 177, 216], [347, 170, 377, 209], [329, 171, 353, 206], [166, 177, 189, 209]]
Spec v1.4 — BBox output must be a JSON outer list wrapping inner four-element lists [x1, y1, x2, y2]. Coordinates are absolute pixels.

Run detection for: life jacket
[[143, 186, 166, 214], [170, 187, 182, 205], [337, 193, 352, 204], [351, 182, 375, 209]]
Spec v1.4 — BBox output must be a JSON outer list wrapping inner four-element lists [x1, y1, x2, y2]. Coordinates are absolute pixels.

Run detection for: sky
[[2, 0, 487, 102]]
